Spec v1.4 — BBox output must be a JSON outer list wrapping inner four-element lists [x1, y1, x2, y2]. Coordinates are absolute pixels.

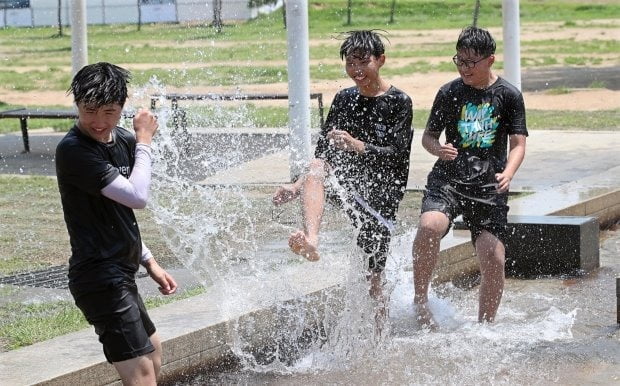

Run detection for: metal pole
[[285, 0, 311, 180], [502, 0, 522, 91], [616, 277, 619, 324], [71, 0, 88, 75]]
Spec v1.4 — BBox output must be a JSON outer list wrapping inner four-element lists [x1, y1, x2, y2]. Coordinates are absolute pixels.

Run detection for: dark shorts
[[421, 182, 509, 244], [72, 281, 156, 363], [325, 178, 396, 272]]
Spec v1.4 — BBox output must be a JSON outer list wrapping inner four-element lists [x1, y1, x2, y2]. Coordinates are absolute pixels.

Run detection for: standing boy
[[56, 62, 177, 385], [273, 30, 413, 310], [412, 26, 527, 324]]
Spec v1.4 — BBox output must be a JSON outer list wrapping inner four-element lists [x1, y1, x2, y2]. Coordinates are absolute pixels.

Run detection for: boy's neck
[[472, 73, 498, 90], [358, 79, 390, 97]]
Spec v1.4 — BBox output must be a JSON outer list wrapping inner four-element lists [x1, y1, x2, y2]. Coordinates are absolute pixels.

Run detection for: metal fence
[[0, 0, 283, 28]]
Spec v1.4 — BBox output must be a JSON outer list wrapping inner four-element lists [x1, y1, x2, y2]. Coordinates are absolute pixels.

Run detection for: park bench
[[150, 92, 326, 131], [0, 108, 147, 153], [0, 108, 77, 153]]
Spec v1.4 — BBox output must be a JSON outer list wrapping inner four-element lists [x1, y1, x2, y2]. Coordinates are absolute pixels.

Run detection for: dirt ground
[[0, 22, 619, 112]]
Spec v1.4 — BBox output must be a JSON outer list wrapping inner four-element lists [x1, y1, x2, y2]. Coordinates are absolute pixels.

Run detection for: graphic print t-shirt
[[426, 77, 528, 192], [56, 126, 142, 294], [315, 86, 413, 217]]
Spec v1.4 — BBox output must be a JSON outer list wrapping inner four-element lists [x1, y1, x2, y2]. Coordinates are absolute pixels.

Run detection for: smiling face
[[455, 48, 495, 89], [76, 102, 123, 143], [345, 52, 385, 92]]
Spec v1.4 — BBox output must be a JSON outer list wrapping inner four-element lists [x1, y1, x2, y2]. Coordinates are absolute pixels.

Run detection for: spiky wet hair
[[338, 30, 388, 60], [68, 62, 130, 107], [456, 26, 496, 58]]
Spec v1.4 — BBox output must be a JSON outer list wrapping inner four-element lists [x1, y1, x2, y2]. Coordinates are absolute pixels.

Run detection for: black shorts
[[325, 178, 396, 272], [72, 281, 156, 363], [421, 182, 509, 244]]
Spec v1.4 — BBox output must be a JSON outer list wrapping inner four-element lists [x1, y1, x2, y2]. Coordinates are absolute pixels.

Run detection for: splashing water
[[127, 79, 619, 384]]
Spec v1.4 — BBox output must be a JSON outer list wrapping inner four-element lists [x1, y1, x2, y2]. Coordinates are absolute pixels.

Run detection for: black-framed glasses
[[452, 55, 488, 68]]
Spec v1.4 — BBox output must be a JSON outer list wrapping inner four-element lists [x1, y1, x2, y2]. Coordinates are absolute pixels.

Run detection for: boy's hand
[[328, 129, 365, 154], [144, 258, 178, 295], [495, 172, 512, 193], [436, 143, 458, 161], [273, 184, 299, 206], [133, 109, 158, 145]]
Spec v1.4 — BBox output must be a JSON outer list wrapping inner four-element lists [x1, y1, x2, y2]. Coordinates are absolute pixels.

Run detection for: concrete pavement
[[3, 128, 620, 193]]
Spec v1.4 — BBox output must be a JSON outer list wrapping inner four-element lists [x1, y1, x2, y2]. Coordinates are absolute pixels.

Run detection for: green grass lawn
[[0, 1, 618, 97]]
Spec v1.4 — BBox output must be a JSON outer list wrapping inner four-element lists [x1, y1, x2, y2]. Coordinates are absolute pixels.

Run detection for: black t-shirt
[[56, 125, 141, 294], [315, 85, 413, 218], [426, 77, 528, 192]]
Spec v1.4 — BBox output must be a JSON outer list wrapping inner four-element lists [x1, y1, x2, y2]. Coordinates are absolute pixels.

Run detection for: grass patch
[[545, 87, 574, 95], [0, 175, 178, 275], [527, 109, 620, 130], [0, 285, 207, 351], [589, 80, 607, 88], [0, 1, 618, 92], [0, 104, 74, 135]]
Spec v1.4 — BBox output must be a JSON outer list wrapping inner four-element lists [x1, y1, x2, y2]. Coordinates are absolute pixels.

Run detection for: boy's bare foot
[[374, 302, 389, 338], [414, 302, 438, 330], [288, 230, 320, 261]]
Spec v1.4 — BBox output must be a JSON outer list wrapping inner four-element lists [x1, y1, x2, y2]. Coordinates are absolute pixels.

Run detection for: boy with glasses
[[412, 26, 528, 325]]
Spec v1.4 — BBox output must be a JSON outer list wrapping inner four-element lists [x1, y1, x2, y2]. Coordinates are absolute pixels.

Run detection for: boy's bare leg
[[475, 230, 505, 323], [288, 159, 327, 261], [412, 211, 450, 327], [113, 332, 162, 385], [368, 270, 388, 335], [148, 332, 163, 377]]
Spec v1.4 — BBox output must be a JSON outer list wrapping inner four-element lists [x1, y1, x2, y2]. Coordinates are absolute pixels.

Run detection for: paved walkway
[[2, 128, 620, 192]]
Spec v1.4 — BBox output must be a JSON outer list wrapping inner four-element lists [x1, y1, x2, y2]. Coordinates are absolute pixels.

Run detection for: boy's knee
[[307, 158, 328, 177], [417, 213, 449, 239]]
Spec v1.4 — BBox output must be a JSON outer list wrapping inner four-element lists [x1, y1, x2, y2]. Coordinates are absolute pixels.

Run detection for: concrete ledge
[[0, 262, 346, 386]]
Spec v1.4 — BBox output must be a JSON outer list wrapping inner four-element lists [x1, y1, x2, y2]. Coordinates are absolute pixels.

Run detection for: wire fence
[[0, 0, 283, 28]]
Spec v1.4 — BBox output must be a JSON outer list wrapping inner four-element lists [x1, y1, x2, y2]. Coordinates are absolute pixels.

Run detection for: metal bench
[[150, 92, 325, 130], [0, 108, 77, 153], [0, 108, 142, 153]]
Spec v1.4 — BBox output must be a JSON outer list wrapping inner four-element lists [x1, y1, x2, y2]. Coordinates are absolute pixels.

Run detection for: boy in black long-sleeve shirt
[[273, 30, 413, 315]]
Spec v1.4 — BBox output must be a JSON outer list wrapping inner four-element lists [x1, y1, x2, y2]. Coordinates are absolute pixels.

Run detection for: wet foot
[[374, 302, 389, 338], [288, 230, 320, 261], [414, 302, 438, 330]]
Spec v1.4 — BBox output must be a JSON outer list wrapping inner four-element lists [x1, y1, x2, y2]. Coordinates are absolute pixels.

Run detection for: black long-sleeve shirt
[[315, 85, 414, 218]]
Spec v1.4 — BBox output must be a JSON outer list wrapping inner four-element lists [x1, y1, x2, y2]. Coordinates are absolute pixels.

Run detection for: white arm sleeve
[[101, 143, 153, 209], [141, 241, 153, 266]]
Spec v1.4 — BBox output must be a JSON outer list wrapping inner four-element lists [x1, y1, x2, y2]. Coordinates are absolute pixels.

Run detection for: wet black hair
[[68, 62, 130, 107], [456, 26, 496, 58], [338, 30, 388, 60]]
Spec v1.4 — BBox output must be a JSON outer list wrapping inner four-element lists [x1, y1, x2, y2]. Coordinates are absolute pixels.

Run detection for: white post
[[502, 0, 521, 91], [71, 0, 88, 75], [285, 0, 311, 180]]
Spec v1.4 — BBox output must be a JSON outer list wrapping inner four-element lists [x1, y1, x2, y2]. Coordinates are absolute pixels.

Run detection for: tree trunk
[[389, 0, 396, 23], [347, 0, 352, 25], [213, 0, 222, 33], [56, 0, 63, 36]]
